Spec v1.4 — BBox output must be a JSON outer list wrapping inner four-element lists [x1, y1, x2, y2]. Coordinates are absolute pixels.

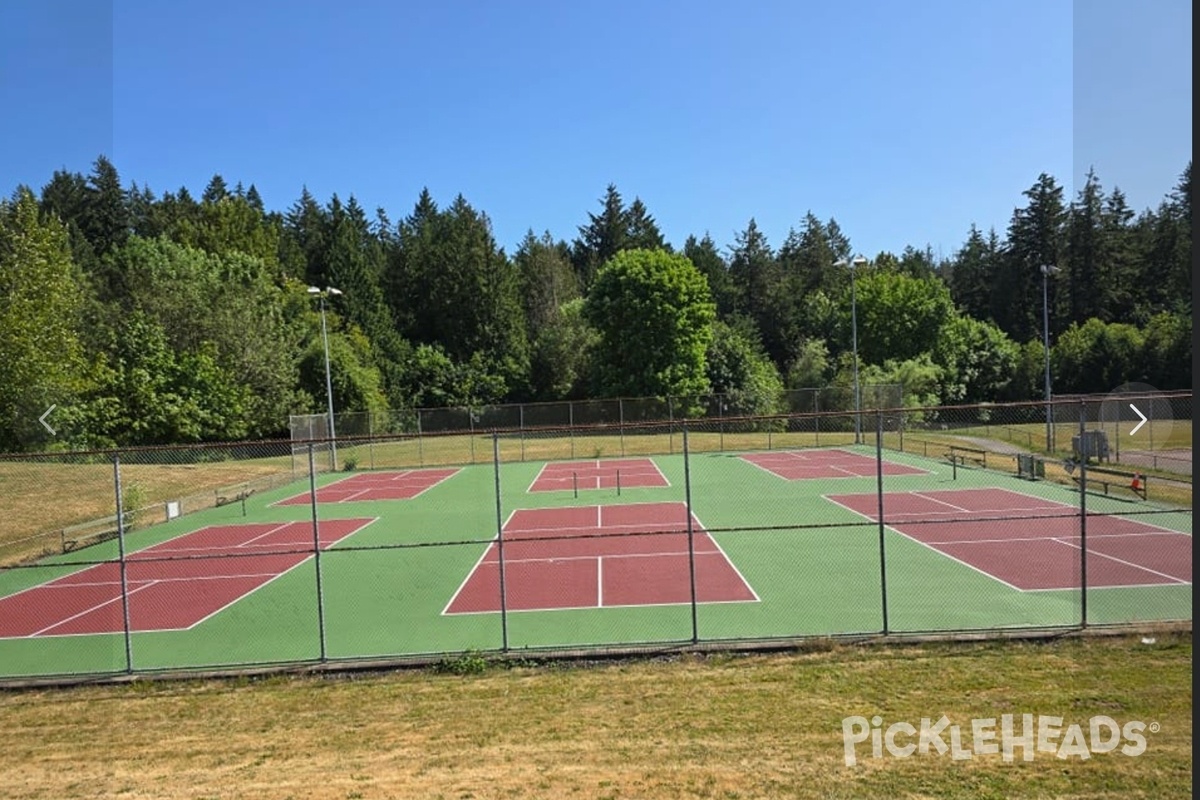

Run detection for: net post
[[493, 433, 509, 652], [616, 469, 621, 497], [573, 472, 578, 499], [875, 410, 889, 636], [1078, 400, 1088, 629], [113, 453, 134, 674], [308, 443, 328, 662], [683, 423, 699, 644]]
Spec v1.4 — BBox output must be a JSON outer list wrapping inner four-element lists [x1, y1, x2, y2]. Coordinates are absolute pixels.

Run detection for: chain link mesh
[[1, 392, 1189, 681]]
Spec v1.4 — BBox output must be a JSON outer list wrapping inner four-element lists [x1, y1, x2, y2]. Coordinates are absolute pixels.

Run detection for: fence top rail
[[5, 391, 1191, 462]]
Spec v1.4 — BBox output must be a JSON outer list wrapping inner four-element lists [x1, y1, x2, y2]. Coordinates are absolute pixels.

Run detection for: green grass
[[0, 634, 1190, 799], [0, 441, 1191, 680]]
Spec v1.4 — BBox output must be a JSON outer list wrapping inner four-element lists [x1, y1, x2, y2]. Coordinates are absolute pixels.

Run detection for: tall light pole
[[1040, 264, 1060, 453], [308, 286, 343, 470], [835, 255, 869, 444]]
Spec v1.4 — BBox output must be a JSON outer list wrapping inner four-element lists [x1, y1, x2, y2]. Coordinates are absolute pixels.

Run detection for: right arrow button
[[1129, 404, 1147, 435]]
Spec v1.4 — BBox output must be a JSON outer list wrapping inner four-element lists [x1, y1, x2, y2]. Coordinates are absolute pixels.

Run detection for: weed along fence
[[0, 393, 1190, 684]]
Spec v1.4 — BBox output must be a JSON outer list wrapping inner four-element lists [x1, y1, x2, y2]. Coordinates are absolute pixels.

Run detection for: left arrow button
[[39, 405, 57, 435]]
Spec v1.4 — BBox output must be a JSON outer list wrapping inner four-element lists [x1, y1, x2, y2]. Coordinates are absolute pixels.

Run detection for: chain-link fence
[[291, 386, 905, 468], [0, 393, 1189, 683]]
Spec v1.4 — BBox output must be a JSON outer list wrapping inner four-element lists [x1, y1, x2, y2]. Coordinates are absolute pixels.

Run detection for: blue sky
[[0, 0, 1190, 261]]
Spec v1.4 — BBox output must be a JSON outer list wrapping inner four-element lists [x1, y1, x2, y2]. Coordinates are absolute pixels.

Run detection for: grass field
[[0, 633, 1190, 799], [0, 439, 1190, 682]]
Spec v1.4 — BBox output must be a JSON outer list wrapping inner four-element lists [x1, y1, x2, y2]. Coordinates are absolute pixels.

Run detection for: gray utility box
[[1072, 429, 1110, 462]]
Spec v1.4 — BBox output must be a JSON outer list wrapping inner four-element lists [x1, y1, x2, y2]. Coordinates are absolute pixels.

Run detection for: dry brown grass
[[0, 633, 1190, 799], [0, 458, 295, 562]]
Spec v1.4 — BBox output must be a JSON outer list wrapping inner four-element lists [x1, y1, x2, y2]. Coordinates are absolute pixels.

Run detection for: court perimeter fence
[[0, 392, 1190, 683], [289, 385, 904, 471]]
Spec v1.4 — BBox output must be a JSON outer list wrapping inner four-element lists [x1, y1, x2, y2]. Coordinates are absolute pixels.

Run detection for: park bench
[[1071, 465, 1148, 501], [945, 445, 988, 468]]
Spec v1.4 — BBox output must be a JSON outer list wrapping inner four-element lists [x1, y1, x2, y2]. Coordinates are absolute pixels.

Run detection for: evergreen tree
[[947, 225, 994, 322], [994, 173, 1066, 341], [727, 218, 777, 338], [625, 197, 667, 251], [202, 174, 229, 204], [683, 233, 734, 318], [1064, 168, 1107, 324], [572, 183, 629, 290], [81, 155, 130, 258]]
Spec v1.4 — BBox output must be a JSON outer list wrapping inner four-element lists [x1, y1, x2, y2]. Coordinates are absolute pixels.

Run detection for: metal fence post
[[417, 410, 424, 466], [875, 411, 889, 635], [814, 389, 820, 446], [520, 404, 526, 462], [619, 398, 625, 457], [1078, 402, 1088, 629], [569, 401, 575, 458], [668, 396, 675, 454], [308, 444, 328, 662], [683, 424, 699, 644], [493, 433, 509, 651], [113, 454, 134, 674], [469, 406, 476, 464]]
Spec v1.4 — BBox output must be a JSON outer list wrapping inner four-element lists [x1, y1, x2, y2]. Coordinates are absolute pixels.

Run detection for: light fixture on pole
[[835, 255, 869, 444], [308, 285, 343, 470], [1040, 264, 1060, 453]]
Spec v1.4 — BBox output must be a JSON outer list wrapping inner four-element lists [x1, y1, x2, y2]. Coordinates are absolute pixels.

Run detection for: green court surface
[[0, 444, 1190, 680]]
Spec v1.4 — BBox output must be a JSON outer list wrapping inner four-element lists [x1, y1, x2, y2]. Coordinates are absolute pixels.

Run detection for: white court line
[[2, 522, 385, 640], [526, 461, 555, 493], [333, 488, 373, 503], [233, 521, 299, 549], [739, 456, 803, 480], [911, 492, 973, 513], [182, 517, 381, 630], [1026, 581, 1194, 592], [1051, 534, 1190, 585], [918, 531, 1189, 547], [29, 581, 159, 637], [443, 502, 758, 614], [829, 465, 863, 478], [394, 468, 463, 500], [440, 543, 498, 616], [819, 493, 1025, 592], [689, 509, 761, 603], [269, 472, 362, 507], [444, 596, 761, 617], [478, 546, 724, 567], [44, 572, 286, 587]]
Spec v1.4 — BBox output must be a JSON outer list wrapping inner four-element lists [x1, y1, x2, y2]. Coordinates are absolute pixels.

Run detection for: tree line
[[0, 157, 1190, 450]]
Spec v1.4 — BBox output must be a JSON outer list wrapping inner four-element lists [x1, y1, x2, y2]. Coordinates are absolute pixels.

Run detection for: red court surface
[[741, 449, 928, 480], [444, 502, 757, 613], [274, 468, 460, 505], [0, 518, 374, 638], [528, 458, 669, 492], [825, 487, 1192, 591]]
